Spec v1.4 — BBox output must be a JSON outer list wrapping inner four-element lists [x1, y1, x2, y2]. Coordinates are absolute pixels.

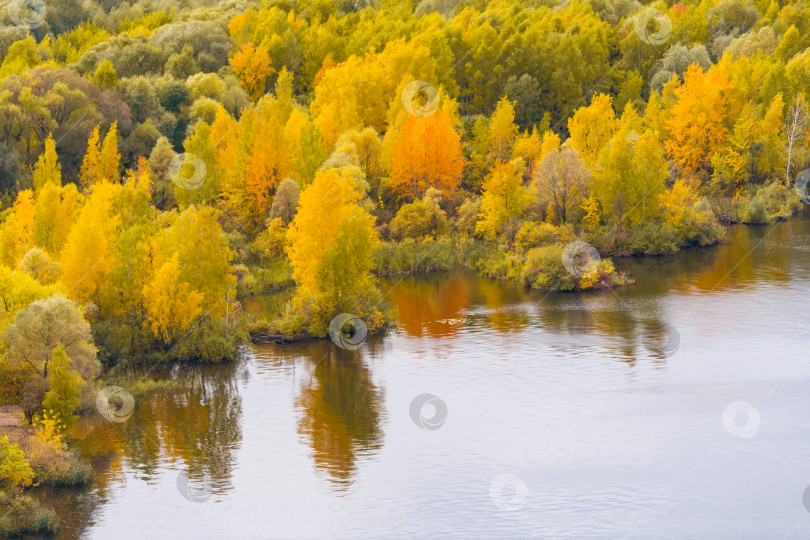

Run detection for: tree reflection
[[295, 342, 385, 490]]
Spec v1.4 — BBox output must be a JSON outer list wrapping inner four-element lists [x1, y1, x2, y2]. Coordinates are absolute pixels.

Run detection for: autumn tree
[[230, 42, 274, 102], [0, 190, 35, 267], [143, 254, 203, 344], [79, 125, 103, 188], [32, 134, 61, 192], [665, 64, 739, 184], [389, 110, 464, 201], [1, 295, 98, 381], [93, 59, 119, 90], [783, 93, 808, 186], [59, 182, 120, 305], [487, 97, 518, 163], [592, 128, 668, 229], [269, 178, 300, 224], [0, 436, 33, 491], [18, 248, 60, 285], [476, 161, 534, 242], [567, 93, 618, 170], [100, 121, 121, 183], [33, 183, 82, 257], [390, 188, 448, 240], [534, 145, 591, 224], [284, 167, 382, 335]]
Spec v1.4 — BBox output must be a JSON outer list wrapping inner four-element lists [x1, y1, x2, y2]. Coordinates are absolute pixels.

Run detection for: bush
[[373, 237, 458, 274], [628, 223, 679, 256], [735, 181, 802, 224], [389, 189, 448, 240], [677, 199, 725, 246], [23, 420, 91, 487], [514, 221, 559, 251], [0, 492, 58, 537], [520, 243, 631, 291], [521, 244, 578, 291], [168, 318, 245, 363], [454, 197, 482, 236]]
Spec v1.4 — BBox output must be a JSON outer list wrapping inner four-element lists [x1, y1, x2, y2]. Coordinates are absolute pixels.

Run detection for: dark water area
[[49, 214, 810, 538]]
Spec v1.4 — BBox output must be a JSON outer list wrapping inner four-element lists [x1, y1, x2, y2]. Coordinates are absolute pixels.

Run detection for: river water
[[50, 215, 810, 538]]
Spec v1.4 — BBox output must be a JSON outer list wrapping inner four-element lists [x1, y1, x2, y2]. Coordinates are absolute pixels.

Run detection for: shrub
[[389, 189, 448, 240], [373, 237, 458, 274], [521, 243, 631, 291], [521, 244, 578, 291], [677, 199, 725, 246], [735, 181, 802, 224], [168, 318, 245, 363], [24, 416, 91, 487], [514, 221, 559, 251], [0, 492, 58, 537], [454, 197, 482, 236], [628, 223, 680, 256]]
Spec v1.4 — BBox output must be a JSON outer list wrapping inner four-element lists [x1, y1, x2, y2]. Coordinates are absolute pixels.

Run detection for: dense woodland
[[0, 0, 809, 533]]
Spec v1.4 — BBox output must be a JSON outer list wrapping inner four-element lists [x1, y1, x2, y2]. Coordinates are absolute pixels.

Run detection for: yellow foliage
[[143, 254, 204, 344]]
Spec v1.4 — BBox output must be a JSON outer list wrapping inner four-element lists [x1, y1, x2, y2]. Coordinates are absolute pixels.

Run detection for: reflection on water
[[280, 341, 385, 489], [47, 213, 810, 538]]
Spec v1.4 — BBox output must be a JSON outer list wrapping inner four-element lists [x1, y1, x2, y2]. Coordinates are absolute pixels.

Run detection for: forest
[[0, 0, 809, 534]]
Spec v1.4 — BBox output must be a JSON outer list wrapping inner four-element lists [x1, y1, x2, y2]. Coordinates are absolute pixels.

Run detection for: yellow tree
[[0, 190, 36, 267], [567, 93, 618, 170], [592, 127, 668, 229], [487, 97, 518, 163], [476, 162, 533, 241], [33, 183, 83, 257], [59, 183, 121, 306], [143, 254, 203, 344], [156, 206, 235, 317], [32, 134, 61, 192], [80, 125, 103, 188], [665, 64, 739, 184], [100, 121, 121, 183], [284, 167, 381, 334]]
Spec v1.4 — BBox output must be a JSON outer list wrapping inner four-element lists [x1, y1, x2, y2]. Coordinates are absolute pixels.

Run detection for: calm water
[[50, 215, 810, 539]]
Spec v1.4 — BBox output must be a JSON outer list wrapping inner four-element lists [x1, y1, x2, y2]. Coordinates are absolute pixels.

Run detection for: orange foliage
[[389, 110, 464, 201]]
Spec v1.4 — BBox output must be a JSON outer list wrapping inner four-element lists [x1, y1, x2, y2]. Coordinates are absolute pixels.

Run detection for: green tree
[[41, 345, 82, 435]]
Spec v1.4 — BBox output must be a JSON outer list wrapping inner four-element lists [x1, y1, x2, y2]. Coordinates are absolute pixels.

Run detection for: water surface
[[54, 216, 810, 538]]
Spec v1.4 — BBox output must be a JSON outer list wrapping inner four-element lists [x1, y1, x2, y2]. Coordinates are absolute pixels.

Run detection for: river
[[46, 214, 810, 538]]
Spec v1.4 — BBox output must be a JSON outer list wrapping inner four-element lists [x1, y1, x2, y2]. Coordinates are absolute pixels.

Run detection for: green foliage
[[734, 181, 802, 224], [373, 237, 459, 274], [41, 345, 83, 434], [389, 189, 448, 241], [0, 492, 58, 537]]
